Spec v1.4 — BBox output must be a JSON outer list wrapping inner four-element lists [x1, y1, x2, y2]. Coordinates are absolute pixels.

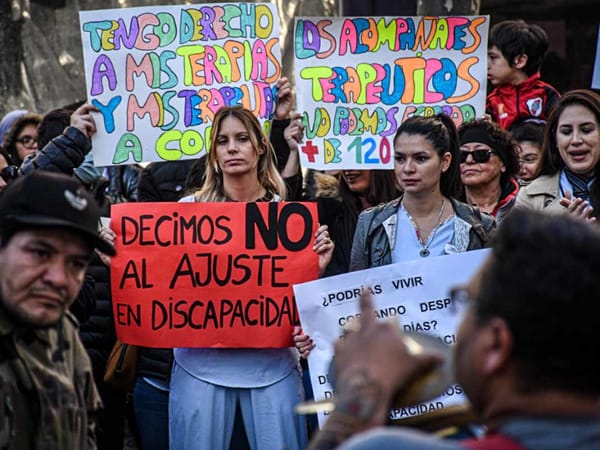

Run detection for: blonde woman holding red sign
[[169, 105, 333, 450]]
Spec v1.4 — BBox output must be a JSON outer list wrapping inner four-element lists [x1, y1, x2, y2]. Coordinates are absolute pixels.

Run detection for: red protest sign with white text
[[110, 202, 318, 348]]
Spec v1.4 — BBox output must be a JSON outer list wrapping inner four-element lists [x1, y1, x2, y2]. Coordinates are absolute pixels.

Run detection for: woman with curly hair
[[458, 118, 521, 222]]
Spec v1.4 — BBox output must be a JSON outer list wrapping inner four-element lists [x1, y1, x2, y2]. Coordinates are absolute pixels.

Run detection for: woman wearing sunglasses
[[516, 90, 600, 222], [457, 119, 520, 223], [349, 114, 495, 271]]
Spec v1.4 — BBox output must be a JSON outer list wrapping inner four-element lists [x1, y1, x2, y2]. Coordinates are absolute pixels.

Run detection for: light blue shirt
[[392, 207, 455, 264]]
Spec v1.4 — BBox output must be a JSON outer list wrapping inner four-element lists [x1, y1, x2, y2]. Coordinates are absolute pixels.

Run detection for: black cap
[[0, 171, 116, 256]]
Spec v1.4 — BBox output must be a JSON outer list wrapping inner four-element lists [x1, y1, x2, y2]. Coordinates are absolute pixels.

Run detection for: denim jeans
[[133, 377, 170, 450]]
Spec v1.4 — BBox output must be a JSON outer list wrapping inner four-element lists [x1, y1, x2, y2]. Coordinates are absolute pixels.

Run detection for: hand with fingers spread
[[559, 190, 596, 223], [293, 326, 315, 359], [70, 103, 99, 138], [313, 224, 334, 277]]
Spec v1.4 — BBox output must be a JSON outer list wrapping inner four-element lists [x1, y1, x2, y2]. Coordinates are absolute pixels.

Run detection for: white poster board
[[80, 4, 281, 166], [293, 249, 490, 427]]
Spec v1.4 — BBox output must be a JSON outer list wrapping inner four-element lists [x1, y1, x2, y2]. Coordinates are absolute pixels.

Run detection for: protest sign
[[294, 15, 489, 170], [79, 3, 281, 166], [293, 248, 490, 426], [593, 24, 600, 89], [110, 201, 318, 348]]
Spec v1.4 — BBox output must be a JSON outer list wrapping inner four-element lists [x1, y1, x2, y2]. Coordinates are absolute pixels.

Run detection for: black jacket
[[137, 159, 195, 202], [271, 119, 303, 201], [69, 273, 96, 325], [79, 254, 117, 381], [20, 126, 90, 176]]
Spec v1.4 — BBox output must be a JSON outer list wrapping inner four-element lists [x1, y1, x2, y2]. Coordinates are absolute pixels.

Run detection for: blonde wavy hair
[[193, 106, 287, 202]]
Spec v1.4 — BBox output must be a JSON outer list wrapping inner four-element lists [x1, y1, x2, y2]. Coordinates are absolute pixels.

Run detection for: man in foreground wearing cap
[[0, 171, 115, 449], [308, 209, 600, 450]]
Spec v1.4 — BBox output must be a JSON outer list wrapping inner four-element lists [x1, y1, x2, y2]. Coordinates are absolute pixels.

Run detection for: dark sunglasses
[[15, 135, 37, 146], [0, 165, 19, 183], [459, 149, 496, 164]]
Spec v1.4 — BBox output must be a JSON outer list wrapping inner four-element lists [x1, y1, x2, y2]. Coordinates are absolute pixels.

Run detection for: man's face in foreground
[[0, 228, 90, 327], [453, 261, 489, 412]]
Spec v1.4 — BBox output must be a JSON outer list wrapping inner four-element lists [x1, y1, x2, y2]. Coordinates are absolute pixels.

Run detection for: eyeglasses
[[448, 285, 474, 313], [459, 149, 496, 164], [0, 165, 19, 183], [15, 135, 37, 147]]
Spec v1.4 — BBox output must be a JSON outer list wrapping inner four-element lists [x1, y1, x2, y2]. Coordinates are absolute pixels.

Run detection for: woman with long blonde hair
[[169, 106, 333, 450], [193, 106, 288, 202]]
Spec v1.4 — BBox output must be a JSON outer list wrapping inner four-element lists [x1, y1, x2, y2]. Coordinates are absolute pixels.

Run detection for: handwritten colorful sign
[[79, 4, 282, 166], [294, 15, 489, 169], [110, 202, 318, 348], [293, 249, 490, 426]]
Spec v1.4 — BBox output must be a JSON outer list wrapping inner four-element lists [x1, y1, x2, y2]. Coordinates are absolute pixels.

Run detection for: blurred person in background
[[3, 112, 41, 166], [509, 118, 546, 185]]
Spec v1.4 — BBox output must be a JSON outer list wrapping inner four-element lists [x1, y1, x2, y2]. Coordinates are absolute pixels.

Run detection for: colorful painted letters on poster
[[80, 3, 281, 166], [294, 15, 489, 169]]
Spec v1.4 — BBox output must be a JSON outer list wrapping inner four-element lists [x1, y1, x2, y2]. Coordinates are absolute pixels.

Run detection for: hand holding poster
[[294, 15, 489, 170], [293, 249, 490, 427], [79, 3, 281, 166], [110, 202, 318, 348]]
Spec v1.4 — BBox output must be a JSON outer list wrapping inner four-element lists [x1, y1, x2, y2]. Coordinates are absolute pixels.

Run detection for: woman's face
[[556, 104, 600, 176], [214, 116, 261, 177], [459, 142, 505, 189], [15, 124, 38, 162], [517, 141, 542, 182], [342, 170, 371, 194], [394, 133, 450, 196]]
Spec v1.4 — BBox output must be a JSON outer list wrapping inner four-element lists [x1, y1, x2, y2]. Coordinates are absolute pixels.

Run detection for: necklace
[[402, 198, 446, 257]]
